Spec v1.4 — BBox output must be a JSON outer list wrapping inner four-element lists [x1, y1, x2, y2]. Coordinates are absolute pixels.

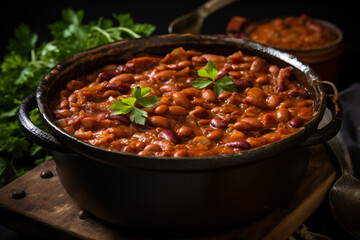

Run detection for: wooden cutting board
[[0, 144, 336, 240]]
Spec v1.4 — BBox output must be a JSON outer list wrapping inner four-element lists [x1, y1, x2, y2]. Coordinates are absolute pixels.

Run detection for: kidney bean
[[215, 69, 228, 81], [255, 75, 269, 85], [192, 136, 211, 146], [148, 116, 170, 128], [134, 141, 146, 152], [98, 72, 118, 82], [234, 120, 253, 131], [81, 117, 96, 130], [138, 150, 152, 156], [268, 65, 279, 76], [154, 104, 169, 115], [206, 129, 224, 141], [247, 87, 266, 99], [105, 83, 130, 93], [106, 114, 131, 124], [203, 54, 227, 63], [108, 127, 127, 138], [155, 70, 177, 81], [217, 91, 232, 100], [168, 106, 188, 116], [173, 92, 192, 109], [160, 84, 181, 92], [177, 60, 192, 69], [245, 95, 267, 109], [185, 77, 196, 84], [54, 109, 72, 119], [227, 92, 242, 105], [298, 107, 313, 120], [266, 95, 282, 109], [159, 129, 180, 144], [198, 119, 211, 126], [276, 108, 291, 122], [97, 112, 108, 119], [279, 100, 293, 108], [200, 89, 216, 103], [228, 71, 241, 78], [109, 73, 134, 84], [210, 118, 228, 129], [276, 67, 293, 92], [177, 126, 194, 138], [74, 128, 92, 140], [262, 113, 278, 128], [234, 79, 252, 91], [116, 64, 131, 73], [288, 89, 310, 99], [229, 130, 246, 140], [144, 144, 162, 152], [211, 105, 240, 114], [244, 117, 263, 128], [182, 88, 202, 99], [174, 149, 189, 157], [225, 141, 250, 149], [250, 58, 266, 72], [103, 90, 120, 98], [124, 57, 161, 73], [232, 62, 252, 71], [289, 117, 304, 128], [134, 75, 149, 81], [229, 51, 243, 62], [191, 55, 207, 63]]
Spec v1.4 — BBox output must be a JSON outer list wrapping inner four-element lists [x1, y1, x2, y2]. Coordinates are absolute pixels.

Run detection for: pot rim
[[241, 16, 343, 57], [36, 34, 326, 171]]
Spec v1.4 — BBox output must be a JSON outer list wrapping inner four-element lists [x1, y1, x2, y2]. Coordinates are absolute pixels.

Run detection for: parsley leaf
[[191, 60, 238, 95], [0, 8, 155, 187], [110, 87, 160, 125]]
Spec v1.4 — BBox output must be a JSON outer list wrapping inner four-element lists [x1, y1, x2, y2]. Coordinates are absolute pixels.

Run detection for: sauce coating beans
[[50, 47, 314, 157], [249, 14, 338, 49]]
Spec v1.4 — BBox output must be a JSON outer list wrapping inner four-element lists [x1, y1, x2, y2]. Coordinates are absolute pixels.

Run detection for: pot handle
[[302, 93, 343, 146], [18, 92, 66, 152], [226, 16, 249, 38]]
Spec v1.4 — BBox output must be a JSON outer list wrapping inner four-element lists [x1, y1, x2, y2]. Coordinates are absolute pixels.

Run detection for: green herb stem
[[0, 8, 156, 187]]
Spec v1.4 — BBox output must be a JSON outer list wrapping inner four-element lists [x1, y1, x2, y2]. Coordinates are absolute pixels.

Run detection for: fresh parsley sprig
[[0, 8, 155, 187], [110, 87, 160, 125], [191, 60, 238, 95]]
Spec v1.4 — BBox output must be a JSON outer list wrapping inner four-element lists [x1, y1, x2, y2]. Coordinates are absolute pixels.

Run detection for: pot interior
[[37, 34, 325, 170], [241, 17, 343, 57]]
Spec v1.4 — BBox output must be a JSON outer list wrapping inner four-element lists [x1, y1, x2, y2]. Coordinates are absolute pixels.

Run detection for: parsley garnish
[[110, 87, 160, 125], [191, 60, 238, 95], [0, 9, 155, 187]]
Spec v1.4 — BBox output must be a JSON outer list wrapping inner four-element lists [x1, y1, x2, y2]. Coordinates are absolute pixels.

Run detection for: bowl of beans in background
[[19, 34, 342, 235], [227, 14, 344, 84]]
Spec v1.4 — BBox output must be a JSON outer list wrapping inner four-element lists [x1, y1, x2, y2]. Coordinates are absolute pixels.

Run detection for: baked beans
[[248, 14, 338, 49], [50, 47, 314, 157]]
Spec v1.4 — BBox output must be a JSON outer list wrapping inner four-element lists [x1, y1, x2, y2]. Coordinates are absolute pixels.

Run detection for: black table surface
[[0, 1, 359, 239]]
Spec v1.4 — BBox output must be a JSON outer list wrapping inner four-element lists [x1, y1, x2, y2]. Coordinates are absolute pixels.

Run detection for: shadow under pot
[[18, 34, 342, 236], [227, 15, 344, 85]]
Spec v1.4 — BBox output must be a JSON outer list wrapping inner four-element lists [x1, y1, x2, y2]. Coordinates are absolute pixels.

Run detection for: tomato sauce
[[50, 47, 314, 157]]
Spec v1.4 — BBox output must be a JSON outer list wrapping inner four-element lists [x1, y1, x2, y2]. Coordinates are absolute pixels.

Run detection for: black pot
[[18, 34, 342, 235]]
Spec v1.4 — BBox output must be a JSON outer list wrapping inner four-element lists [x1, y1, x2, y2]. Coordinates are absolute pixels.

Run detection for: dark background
[[0, 0, 358, 91], [0, 0, 358, 239]]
